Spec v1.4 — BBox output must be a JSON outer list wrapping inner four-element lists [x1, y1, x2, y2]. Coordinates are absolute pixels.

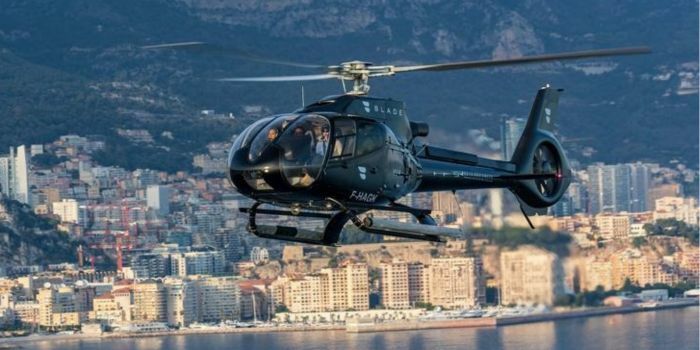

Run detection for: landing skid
[[240, 200, 460, 246]]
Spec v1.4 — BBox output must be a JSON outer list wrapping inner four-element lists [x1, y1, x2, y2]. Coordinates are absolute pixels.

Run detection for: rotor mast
[[330, 61, 395, 95]]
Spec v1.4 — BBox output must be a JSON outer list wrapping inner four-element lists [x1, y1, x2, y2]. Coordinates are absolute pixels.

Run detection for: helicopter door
[[324, 119, 387, 201], [330, 119, 356, 159]]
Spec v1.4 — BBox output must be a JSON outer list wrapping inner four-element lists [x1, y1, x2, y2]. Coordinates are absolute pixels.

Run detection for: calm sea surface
[[21, 306, 700, 350]]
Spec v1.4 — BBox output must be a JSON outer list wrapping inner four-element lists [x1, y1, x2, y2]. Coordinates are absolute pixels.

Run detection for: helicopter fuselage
[[145, 40, 642, 245], [227, 94, 518, 212]]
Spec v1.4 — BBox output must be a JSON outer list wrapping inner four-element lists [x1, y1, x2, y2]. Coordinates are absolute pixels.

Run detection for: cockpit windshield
[[230, 117, 273, 155], [277, 115, 330, 187], [248, 115, 299, 163], [231, 114, 331, 190]]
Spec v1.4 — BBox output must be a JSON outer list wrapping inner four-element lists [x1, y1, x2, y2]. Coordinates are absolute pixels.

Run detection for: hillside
[[0, 198, 79, 266], [0, 0, 697, 169]]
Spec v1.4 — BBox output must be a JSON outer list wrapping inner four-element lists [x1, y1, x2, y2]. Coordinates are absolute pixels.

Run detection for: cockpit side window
[[331, 119, 356, 158], [355, 121, 386, 157]]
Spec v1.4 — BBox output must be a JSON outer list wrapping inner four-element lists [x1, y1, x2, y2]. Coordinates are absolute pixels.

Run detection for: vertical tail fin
[[509, 86, 571, 214], [511, 85, 561, 163]]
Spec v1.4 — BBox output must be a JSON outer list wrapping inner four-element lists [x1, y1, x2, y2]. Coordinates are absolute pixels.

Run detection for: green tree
[[414, 302, 435, 310], [621, 278, 642, 294], [554, 294, 575, 306], [275, 305, 289, 313], [644, 219, 698, 244], [632, 237, 647, 248]]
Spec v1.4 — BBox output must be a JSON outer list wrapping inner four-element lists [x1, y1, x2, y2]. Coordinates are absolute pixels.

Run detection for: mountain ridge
[[0, 0, 696, 169]]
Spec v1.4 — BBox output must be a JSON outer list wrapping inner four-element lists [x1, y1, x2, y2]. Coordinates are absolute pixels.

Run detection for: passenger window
[[331, 119, 356, 158], [355, 121, 385, 156]]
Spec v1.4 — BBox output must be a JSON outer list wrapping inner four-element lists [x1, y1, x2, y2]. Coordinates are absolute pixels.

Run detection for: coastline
[[0, 299, 696, 344], [348, 299, 699, 333]]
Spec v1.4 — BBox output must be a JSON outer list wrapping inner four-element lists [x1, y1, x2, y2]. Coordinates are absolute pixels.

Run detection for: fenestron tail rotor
[[532, 143, 560, 197]]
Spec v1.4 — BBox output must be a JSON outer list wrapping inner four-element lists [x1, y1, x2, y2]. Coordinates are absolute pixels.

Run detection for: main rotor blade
[[216, 74, 338, 82], [141, 41, 324, 69], [393, 46, 651, 73]]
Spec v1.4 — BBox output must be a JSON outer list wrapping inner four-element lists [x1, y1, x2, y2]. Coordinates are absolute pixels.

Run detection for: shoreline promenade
[[0, 299, 696, 345]]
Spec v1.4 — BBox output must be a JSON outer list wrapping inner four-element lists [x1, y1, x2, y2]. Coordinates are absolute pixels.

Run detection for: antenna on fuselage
[[301, 84, 305, 107]]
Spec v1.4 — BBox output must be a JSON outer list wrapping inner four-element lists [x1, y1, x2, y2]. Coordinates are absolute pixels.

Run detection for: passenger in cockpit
[[290, 126, 312, 162], [316, 127, 330, 156]]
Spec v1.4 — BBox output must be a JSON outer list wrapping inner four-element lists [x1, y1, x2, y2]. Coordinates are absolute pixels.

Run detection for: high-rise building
[[500, 246, 565, 306], [13, 146, 29, 205], [36, 284, 84, 327], [609, 249, 678, 289], [170, 246, 226, 277], [583, 259, 614, 291], [319, 268, 349, 311], [134, 169, 160, 188], [407, 262, 430, 304], [214, 229, 244, 263], [595, 214, 631, 240], [380, 260, 410, 309], [648, 183, 681, 210], [147, 185, 170, 216], [552, 179, 587, 217], [273, 263, 369, 313], [194, 211, 225, 245], [279, 275, 323, 313], [432, 192, 461, 224], [30, 144, 44, 157], [628, 163, 651, 213], [131, 253, 170, 279], [0, 146, 30, 205], [239, 282, 269, 321], [429, 257, 485, 309], [500, 117, 526, 161], [587, 163, 653, 214], [133, 281, 167, 322], [345, 263, 370, 311], [0, 157, 10, 197], [165, 278, 197, 327], [52, 199, 80, 224], [587, 163, 630, 214], [653, 197, 699, 226], [195, 276, 241, 322], [92, 293, 123, 323]]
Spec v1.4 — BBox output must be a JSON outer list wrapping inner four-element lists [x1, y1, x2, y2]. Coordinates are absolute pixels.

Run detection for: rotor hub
[[326, 61, 395, 94]]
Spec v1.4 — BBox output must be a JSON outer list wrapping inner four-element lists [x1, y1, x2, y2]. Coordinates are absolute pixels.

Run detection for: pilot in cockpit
[[267, 128, 279, 142]]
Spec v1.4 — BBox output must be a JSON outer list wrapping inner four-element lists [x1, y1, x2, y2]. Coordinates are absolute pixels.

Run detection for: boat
[[116, 322, 170, 333], [637, 302, 658, 308]]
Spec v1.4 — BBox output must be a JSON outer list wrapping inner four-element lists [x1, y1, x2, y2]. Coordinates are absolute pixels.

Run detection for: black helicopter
[[146, 43, 649, 246]]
